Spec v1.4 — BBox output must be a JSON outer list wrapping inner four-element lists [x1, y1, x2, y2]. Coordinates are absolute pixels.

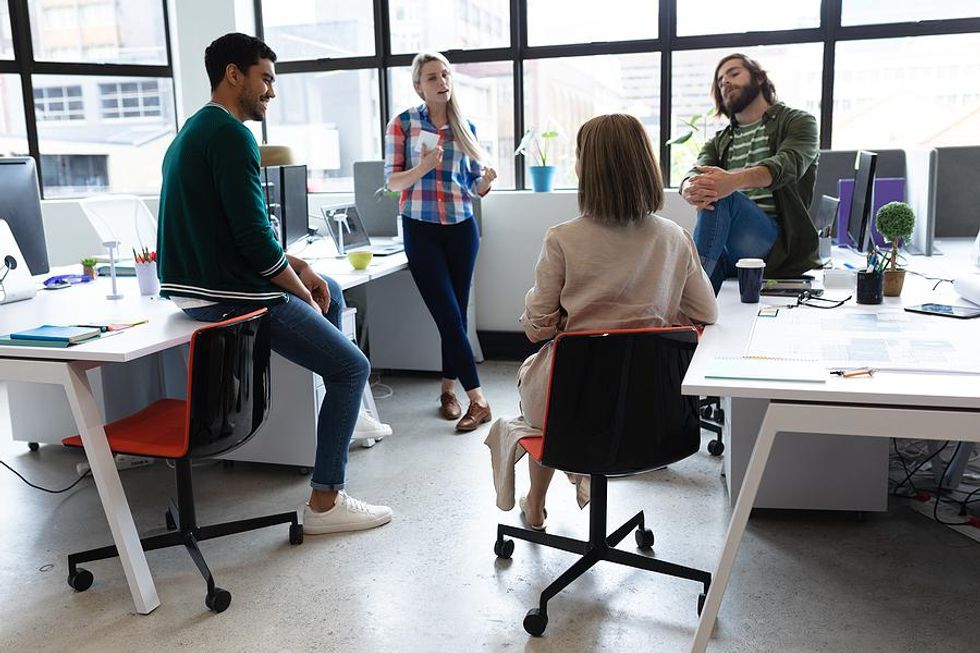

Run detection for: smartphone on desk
[[904, 303, 980, 319]]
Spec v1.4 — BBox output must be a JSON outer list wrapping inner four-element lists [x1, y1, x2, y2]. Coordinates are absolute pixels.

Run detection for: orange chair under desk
[[62, 308, 302, 613]]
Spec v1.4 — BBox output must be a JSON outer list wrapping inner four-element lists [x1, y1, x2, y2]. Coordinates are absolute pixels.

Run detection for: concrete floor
[[1, 360, 979, 652]]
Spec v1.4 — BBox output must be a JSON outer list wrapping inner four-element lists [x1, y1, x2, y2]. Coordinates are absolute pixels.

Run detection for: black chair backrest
[[185, 308, 272, 459], [540, 327, 701, 476]]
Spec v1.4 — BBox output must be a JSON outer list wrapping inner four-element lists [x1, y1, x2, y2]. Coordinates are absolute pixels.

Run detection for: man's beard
[[239, 92, 266, 121], [724, 79, 761, 115]]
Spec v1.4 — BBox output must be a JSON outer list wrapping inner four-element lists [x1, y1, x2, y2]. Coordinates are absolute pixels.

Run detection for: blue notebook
[[9, 325, 102, 344]]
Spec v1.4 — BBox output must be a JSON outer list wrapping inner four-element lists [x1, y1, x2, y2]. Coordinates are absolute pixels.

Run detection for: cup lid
[[735, 258, 766, 268]]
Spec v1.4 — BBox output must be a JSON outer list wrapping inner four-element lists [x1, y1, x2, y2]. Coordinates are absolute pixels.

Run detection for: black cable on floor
[[0, 459, 91, 494], [890, 439, 949, 496], [934, 443, 971, 526]]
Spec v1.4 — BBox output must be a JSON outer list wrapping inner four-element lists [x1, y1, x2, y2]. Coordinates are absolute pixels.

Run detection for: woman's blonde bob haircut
[[576, 114, 664, 224]]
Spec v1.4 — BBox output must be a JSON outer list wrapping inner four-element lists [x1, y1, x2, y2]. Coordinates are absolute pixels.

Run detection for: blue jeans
[[402, 216, 481, 390], [693, 192, 779, 294], [181, 276, 369, 491]]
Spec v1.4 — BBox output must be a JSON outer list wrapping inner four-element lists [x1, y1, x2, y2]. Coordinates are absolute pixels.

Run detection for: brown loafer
[[439, 392, 462, 420], [456, 401, 492, 432]]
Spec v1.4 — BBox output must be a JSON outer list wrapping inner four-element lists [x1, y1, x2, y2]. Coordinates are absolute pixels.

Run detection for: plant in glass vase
[[515, 124, 561, 192], [874, 201, 915, 297]]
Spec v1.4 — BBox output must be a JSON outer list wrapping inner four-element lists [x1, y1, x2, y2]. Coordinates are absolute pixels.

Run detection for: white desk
[[684, 242, 980, 651], [0, 277, 197, 614]]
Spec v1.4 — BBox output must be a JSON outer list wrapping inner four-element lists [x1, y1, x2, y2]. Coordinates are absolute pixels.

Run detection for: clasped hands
[[682, 165, 739, 211], [299, 265, 330, 314]]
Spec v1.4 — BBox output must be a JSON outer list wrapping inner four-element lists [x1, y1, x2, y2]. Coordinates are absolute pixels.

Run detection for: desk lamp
[[103, 240, 123, 300]]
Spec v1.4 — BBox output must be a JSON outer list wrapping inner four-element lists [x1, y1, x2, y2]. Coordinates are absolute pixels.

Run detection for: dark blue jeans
[[693, 191, 779, 294], [181, 276, 369, 491], [402, 215, 481, 391]]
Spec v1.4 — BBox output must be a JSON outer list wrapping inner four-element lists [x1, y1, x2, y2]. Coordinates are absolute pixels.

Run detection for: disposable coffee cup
[[735, 258, 766, 303]]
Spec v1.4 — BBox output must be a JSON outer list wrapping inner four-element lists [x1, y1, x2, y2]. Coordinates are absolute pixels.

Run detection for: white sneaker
[[353, 410, 392, 438], [303, 492, 393, 535]]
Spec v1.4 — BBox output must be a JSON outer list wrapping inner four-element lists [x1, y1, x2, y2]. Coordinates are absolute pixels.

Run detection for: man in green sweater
[[681, 53, 820, 293], [157, 33, 391, 534]]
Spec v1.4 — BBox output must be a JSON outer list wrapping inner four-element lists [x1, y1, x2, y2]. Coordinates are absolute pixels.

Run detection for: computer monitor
[[321, 204, 370, 254], [846, 151, 878, 253], [0, 157, 49, 274], [354, 160, 399, 237]]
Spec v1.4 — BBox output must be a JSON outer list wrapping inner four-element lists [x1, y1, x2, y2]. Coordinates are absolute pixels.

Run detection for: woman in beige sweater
[[517, 114, 718, 530]]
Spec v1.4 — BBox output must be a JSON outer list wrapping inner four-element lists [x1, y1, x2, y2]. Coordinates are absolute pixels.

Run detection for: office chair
[[700, 396, 725, 456], [493, 327, 712, 636], [62, 308, 302, 613]]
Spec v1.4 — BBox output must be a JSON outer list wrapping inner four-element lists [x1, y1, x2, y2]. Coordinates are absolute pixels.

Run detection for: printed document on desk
[[705, 357, 826, 383], [744, 306, 980, 373]]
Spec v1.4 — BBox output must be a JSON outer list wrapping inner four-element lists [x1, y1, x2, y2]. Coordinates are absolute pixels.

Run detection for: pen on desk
[[830, 367, 876, 378], [842, 262, 857, 270]]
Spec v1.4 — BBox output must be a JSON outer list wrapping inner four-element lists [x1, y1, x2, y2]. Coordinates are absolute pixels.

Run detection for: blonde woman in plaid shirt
[[385, 51, 497, 432]]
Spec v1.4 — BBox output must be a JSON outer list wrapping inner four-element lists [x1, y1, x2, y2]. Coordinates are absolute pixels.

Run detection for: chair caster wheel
[[707, 439, 725, 456], [68, 568, 93, 592], [493, 538, 514, 559], [165, 509, 177, 531], [28, 442, 39, 452], [523, 608, 548, 636], [634, 528, 655, 549], [298, 467, 311, 476], [698, 593, 706, 616], [205, 587, 232, 613], [289, 523, 304, 545]]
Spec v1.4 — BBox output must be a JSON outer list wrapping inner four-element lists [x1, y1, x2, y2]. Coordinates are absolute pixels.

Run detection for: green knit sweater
[[157, 104, 288, 305]]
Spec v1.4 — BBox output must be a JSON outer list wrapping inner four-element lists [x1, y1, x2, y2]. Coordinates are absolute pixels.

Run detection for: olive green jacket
[[688, 102, 820, 278]]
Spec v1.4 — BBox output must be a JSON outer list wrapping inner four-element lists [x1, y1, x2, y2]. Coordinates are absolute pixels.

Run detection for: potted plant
[[80, 257, 98, 280], [874, 201, 915, 296], [515, 125, 561, 192]]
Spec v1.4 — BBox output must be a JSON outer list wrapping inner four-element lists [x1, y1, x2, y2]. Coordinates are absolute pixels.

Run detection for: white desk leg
[[692, 403, 781, 653], [61, 362, 159, 615]]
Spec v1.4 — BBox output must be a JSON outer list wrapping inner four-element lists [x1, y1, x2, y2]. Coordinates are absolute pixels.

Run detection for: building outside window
[[33, 85, 85, 121]]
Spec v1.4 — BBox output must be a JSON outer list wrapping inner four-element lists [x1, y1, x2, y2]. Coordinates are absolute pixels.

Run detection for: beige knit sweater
[[517, 214, 718, 428]]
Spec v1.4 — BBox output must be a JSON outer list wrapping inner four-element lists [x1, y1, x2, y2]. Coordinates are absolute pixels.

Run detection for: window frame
[[253, 0, 980, 189], [1, 0, 176, 197]]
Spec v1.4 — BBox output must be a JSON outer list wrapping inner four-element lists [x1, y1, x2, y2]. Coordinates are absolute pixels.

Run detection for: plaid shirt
[[385, 104, 485, 225]]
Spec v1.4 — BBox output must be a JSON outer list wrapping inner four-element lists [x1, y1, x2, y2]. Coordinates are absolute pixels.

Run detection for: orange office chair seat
[[494, 327, 711, 636], [62, 398, 187, 458], [62, 308, 302, 613]]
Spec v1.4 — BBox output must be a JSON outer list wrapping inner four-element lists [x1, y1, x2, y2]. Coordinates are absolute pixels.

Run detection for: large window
[[527, 1, 658, 46], [260, 1, 375, 61], [833, 33, 980, 149], [1, 5, 13, 58], [253, 1, 980, 191], [2, 1, 176, 197], [265, 69, 382, 192], [388, 0, 509, 54], [676, 0, 821, 36], [842, 0, 980, 26], [524, 53, 661, 188], [33, 75, 176, 198], [0, 75, 29, 156], [28, 0, 168, 64]]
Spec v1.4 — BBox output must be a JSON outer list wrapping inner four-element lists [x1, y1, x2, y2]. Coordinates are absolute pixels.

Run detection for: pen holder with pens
[[856, 270, 883, 305], [135, 261, 159, 296]]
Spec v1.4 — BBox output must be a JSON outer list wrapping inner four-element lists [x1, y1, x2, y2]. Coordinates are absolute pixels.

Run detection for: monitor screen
[[0, 157, 48, 275], [320, 204, 370, 253], [281, 164, 309, 248], [846, 151, 878, 253]]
